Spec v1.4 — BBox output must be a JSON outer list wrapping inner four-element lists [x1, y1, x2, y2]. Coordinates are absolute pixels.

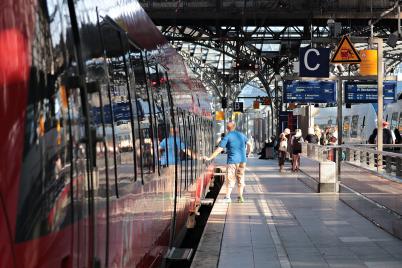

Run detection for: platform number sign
[[233, 102, 244, 112], [299, 46, 330, 78]]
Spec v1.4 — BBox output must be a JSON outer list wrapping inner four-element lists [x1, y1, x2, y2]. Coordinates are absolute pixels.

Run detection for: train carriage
[[0, 1, 213, 267]]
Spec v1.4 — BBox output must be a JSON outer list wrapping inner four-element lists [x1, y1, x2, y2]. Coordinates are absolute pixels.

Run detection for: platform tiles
[[191, 158, 402, 268]]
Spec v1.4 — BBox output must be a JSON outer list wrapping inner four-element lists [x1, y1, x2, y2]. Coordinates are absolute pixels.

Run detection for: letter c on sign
[[304, 48, 320, 71]]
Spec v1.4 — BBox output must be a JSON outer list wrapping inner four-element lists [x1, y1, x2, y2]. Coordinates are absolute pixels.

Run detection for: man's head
[[169, 127, 176, 135], [383, 121, 390, 129], [284, 128, 290, 135], [227, 121, 236, 132]]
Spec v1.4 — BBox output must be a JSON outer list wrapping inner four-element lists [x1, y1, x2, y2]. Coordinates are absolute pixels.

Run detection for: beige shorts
[[226, 163, 246, 188]]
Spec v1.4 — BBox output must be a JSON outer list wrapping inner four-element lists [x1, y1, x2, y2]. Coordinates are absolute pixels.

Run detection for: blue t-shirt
[[160, 136, 186, 165], [219, 131, 248, 164]]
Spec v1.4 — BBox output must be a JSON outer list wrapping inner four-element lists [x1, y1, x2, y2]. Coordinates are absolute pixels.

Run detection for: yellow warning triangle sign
[[331, 35, 361, 63]]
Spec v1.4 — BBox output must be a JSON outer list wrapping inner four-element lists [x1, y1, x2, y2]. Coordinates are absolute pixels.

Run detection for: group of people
[[277, 128, 304, 172], [368, 121, 402, 145], [275, 125, 339, 172]]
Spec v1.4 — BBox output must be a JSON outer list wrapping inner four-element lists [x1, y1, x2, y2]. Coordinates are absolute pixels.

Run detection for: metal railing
[[302, 143, 402, 179], [342, 145, 402, 178]]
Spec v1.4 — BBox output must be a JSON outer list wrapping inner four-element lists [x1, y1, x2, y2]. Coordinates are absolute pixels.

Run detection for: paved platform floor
[[194, 157, 402, 268]]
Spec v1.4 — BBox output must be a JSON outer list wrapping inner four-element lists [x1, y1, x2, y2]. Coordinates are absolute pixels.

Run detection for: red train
[[0, 1, 214, 267]]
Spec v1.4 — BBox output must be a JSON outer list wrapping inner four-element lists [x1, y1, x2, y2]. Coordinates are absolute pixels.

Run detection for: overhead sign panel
[[284, 81, 337, 103], [331, 35, 361, 63], [299, 47, 330, 78], [344, 81, 396, 104]]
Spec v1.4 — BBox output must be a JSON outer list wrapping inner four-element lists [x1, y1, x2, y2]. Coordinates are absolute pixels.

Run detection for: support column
[[337, 78, 343, 179], [376, 38, 383, 172], [275, 76, 280, 136]]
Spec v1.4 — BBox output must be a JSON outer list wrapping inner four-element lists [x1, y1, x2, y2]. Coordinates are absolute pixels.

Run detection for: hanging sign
[[299, 47, 330, 78], [253, 100, 260, 109], [359, 49, 378, 76], [233, 102, 244, 112], [331, 36, 361, 63], [215, 111, 225, 121]]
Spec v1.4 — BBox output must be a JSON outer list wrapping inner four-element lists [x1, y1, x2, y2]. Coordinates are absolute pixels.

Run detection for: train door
[[391, 112, 399, 130], [343, 116, 350, 139]]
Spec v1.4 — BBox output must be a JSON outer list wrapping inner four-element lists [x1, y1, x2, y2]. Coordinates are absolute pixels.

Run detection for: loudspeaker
[[221, 97, 228, 109], [387, 32, 399, 48]]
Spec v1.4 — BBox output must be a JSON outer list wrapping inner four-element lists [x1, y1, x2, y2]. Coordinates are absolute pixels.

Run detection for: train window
[[154, 94, 169, 176], [343, 116, 350, 137], [15, 1, 88, 242], [399, 113, 402, 132], [350, 115, 359, 138], [177, 109, 185, 195], [127, 51, 156, 178], [391, 112, 398, 130]]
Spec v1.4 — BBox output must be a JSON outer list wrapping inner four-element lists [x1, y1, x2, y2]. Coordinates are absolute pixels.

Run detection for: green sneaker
[[237, 196, 244, 203]]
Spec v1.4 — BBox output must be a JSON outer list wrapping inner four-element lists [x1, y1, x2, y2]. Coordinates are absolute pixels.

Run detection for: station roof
[[143, 0, 402, 105]]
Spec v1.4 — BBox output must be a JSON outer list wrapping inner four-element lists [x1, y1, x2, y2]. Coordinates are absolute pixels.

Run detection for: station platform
[[191, 157, 402, 268]]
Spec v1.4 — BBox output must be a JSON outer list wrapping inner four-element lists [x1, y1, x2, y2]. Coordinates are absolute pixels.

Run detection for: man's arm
[[246, 142, 251, 155], [204, 147, 224, 161], [159, 139, 166, 154]]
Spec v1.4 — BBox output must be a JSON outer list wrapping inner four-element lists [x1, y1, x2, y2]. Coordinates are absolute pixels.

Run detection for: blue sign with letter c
[[299, 47, 330, 78]]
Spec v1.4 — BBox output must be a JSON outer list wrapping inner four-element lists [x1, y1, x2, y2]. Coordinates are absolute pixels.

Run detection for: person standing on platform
[[368, 128, 377, 144], [314, 125, 322, 144], [394, 128, 402, 144], [277, 128, 290, 172], [291, 129, 304, 172], [305, 127, 319, 144], [203, 122, 250, 203], [373, 122, 395, 145]]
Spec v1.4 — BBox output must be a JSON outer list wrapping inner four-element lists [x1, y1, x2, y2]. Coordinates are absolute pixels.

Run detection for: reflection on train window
[[343, 116, 350, 137], [109, 55, 136, 183], [16, 1, 87, 242], [350, 115, 359, 138], [130, 52, 156, 176], [391, 112, 399, 130]]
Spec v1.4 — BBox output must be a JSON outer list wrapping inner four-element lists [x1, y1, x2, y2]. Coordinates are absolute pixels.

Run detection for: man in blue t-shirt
[[204, 122, 250, 203], [160, 127, 193, 166]]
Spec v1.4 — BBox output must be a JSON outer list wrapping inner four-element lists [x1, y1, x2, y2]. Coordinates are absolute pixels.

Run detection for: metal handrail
[[341, 145, 402, 179], [301, 142, 402, 179], [342, 145, 402, 158], [351, 144, 402, 148]]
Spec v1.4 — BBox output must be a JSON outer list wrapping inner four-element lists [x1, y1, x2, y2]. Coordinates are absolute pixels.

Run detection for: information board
[[284, 81, 337, 103], [344, 81, 396, 103]]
